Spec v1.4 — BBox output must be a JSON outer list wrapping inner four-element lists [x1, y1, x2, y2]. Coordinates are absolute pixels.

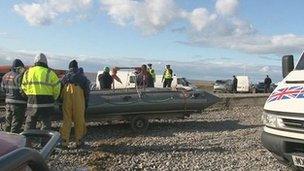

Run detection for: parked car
[[252, 82, 276, 93], [213, 79, 233, 93], [0, 130, 60, 171]]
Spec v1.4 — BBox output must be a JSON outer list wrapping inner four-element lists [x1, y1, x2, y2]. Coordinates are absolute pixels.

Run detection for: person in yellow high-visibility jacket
[[60, 60, 90, 148], [162, 65, 173, 88], [147, 63, 156, 83], [21, 53, 61, 131]]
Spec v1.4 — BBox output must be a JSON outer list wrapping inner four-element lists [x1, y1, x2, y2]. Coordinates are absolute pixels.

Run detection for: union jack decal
[[267, 86, 304, 103]]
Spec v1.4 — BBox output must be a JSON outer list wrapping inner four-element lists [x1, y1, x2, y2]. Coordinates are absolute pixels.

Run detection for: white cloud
[[14, 0, 92, 26], [0, 32, 8, 36], [100, 0, 180, 34], [182, 1, 304, 55], [215, 0, 239, 16], [12, 0, 304, 55], [14, 3, 57, 26], [100, 0, 139, 26], [182, 8, 217, 32], [259, 66, 270, 73]]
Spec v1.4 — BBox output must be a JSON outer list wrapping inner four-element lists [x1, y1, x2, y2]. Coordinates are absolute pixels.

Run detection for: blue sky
[[1, 0, 304, 82]]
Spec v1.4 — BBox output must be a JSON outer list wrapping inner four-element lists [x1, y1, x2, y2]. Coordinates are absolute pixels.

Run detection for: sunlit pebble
[[45, 106, 289, 170]]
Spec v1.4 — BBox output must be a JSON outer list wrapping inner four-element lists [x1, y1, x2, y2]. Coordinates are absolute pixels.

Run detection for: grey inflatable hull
[[56, 88, 219, 121]]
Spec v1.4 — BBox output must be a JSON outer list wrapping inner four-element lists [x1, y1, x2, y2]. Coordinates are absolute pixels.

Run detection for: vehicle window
[[295, 53, 304, 70], [215, 80, 225, 84]]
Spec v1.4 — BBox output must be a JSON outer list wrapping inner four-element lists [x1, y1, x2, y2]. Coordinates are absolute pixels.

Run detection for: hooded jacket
[[1, 59, 27, 104]]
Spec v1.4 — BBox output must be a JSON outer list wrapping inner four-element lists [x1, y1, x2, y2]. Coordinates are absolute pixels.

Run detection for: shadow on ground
[[84, 119, 261, 138]]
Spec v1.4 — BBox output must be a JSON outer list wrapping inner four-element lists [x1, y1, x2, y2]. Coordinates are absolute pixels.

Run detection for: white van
[[262, 52, 304, 169], [236, 76, 251, 92], [95, 69, 196, 90]]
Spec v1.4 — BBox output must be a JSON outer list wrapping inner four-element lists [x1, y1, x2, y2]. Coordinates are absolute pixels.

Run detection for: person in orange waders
[[60, 60, 90, 148]]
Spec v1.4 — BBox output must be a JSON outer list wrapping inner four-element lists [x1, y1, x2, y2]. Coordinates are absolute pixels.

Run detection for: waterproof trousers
[[163, 78, 173, 88], [60, 84, 86, 142], [5, 104, 26, 133], [24, 95, 54, 131]]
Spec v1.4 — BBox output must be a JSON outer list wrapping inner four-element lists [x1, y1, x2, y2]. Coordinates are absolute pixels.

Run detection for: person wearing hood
[[60, 60, 90, 148], [98, 66, 113, 89], [1, 59, 27, 133], [21, 53, 61, 131]]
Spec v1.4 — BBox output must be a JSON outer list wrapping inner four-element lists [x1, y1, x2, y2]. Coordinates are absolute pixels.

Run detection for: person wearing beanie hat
[[34, 53, 48, 66], [22, 53, 61, 131], [98, 66, 113, 90], [60, 60, 90, 148], [69, 60, 78, 69], [103, 66, 110, 73], [1, 59, 27, 133]]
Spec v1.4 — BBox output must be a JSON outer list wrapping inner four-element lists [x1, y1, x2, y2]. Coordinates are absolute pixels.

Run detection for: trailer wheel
[[130, 116, 149, 133]]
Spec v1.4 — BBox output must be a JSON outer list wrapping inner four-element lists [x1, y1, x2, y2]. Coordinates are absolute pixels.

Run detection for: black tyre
[[130, 116, 149, 133]]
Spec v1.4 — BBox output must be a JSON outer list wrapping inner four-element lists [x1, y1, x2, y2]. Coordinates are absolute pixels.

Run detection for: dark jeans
[[163, 79, 173, 88], [5, 104, 26, 133], [264, 86, 270, 93], [25, 107, 53, 131], [232, 86, 237, 93]]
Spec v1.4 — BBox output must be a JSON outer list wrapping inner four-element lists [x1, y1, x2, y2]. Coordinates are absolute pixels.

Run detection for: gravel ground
[[46, 106, 288, 171]]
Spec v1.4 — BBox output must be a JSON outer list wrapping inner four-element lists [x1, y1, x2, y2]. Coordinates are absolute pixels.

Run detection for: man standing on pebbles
[[60, 60, 90, 148], [22, 53, 61, 131], [1, 59, 27, 133]]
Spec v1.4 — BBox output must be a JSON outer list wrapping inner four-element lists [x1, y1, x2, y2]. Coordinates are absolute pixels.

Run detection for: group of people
[[134, 63, 174, 88], [1, 53, 90, 148], [98, 63, 174, 89], [1, 55, 176, 148]]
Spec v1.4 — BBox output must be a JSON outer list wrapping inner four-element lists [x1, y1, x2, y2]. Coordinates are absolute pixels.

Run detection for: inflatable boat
[[55, 88, 219, 132]]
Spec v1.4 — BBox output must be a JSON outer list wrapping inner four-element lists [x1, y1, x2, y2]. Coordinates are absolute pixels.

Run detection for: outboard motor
[[282, 55, 294, 78]]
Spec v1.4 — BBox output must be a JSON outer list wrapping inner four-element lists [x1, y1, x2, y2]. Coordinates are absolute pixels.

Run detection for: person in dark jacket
[[1, 59, 27, 133], [98, 67, 113, 90], [232, 75, 238, 93], [264, 75, 272, 93], [78, 67, 91, 107], [60, 60, 90, 147]]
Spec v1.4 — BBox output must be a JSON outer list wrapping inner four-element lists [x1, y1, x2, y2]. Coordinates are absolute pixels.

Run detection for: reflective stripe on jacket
[[21, 66, 61, 100], [163, 69, 173, 79], [1, 71, 27, 104], [148, 68, 156, 81]]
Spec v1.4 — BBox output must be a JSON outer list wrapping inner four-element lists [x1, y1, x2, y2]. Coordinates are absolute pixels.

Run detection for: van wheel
[[130, 116, 149, 133]]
